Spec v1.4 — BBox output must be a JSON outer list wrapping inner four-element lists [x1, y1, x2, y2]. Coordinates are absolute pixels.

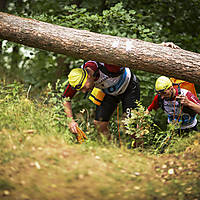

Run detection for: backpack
[[158, 78, 197, 115], [83, 61, 125, 105], [82, 61, 124, 78], [88, 63, 125, 106], [170, 78, 197, 97], [96, 62, 125, 77]]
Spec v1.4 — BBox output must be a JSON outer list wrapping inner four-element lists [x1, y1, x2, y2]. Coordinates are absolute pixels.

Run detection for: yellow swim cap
[[155, 76, 172, 93], [68, 68, 88, 90]]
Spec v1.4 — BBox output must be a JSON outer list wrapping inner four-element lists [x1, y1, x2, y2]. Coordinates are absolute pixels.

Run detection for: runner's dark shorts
[[95, 72, 140, 121]]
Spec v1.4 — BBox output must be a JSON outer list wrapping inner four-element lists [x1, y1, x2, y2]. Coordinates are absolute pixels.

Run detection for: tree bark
[[0, 12, 200, 84], [0, 1, 7, 53]]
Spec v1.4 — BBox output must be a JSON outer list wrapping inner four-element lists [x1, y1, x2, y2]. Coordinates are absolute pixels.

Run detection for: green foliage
[[153, 122, 181, 154], [166, 131, 200, 154], [33, 2, 157, 42], [1, 0, 199, 132], [0, 80, 199, 159], [44, 79, 98, 142], [0, 0, 159, 111], [122, 102, 189, 154], [0, 81, 74, 143], [45, 79, 69, 128], [123, 101, 155, 138], [121, 0, 200, 53], [1, 79, 191, 154], [0, 81, 27, 108], [0, 2, 160, 119]]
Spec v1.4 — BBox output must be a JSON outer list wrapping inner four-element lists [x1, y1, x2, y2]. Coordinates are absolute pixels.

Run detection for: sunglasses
[[157, 91, 167, 95], [73, 83, 83, 90], [157, 87, 171, 95]]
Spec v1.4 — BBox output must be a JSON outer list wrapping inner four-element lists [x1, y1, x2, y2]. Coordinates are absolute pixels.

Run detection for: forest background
[[1, 0, 200, 130], [0, 1, 200, 199]]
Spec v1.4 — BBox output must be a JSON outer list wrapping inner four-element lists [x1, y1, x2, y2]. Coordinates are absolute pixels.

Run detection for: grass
[[0, 179, 15, 191], [0, 83, 200, 200]]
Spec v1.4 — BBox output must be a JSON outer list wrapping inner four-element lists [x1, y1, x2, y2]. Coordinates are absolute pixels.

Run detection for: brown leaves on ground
[[0, 130, 200, 200]]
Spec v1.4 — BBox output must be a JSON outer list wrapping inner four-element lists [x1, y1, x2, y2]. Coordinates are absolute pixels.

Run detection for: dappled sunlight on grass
[[0, 82, 200, 199]]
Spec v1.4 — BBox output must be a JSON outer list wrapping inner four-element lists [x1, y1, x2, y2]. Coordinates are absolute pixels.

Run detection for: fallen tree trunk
[[0, 12, 200, 84]]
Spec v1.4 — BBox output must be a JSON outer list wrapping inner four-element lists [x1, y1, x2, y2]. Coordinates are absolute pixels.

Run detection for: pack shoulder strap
[[172, 83, 181, 95], [170, 78, 197, 97]]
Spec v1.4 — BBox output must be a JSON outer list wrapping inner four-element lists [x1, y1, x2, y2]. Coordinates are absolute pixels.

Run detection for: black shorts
[[95, 73, 140, 121]]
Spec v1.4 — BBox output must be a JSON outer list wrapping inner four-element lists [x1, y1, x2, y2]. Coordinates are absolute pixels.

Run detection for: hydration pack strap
[[172, 83, 181, 95]]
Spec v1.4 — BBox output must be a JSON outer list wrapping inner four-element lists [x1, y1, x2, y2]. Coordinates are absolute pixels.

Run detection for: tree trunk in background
[[0, 12, 200, 85], [0, 0, 6, 11], [0, 1, 7, 53], [11, 45, 20, 74], [71, 0, 82, 8], [55, 55, 70, 80], [99, 0, 107, 13]]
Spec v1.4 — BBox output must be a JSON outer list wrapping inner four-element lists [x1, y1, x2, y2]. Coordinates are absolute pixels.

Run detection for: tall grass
[[0, 81, 74, 142], [0, 81, 200, 200], [1, 81, 199, 153]]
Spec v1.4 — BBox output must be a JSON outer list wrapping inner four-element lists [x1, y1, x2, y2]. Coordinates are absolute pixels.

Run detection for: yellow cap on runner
[[155, 76, 172, 93], [68, 68, 88, 90]]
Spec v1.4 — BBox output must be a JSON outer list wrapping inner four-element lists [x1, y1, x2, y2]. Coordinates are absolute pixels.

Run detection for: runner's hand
[[161, 42, 181, 49], [68, 120, 79, 134], [177, 95, 190, 106]]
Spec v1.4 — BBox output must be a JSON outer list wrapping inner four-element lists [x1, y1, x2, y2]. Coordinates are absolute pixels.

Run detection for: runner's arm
[[186, 101, 200, 114], [177, 94, 200, 114], [62, 84, 79, 134], [147, 95, 160, 112], [63, 101, 79, 134]]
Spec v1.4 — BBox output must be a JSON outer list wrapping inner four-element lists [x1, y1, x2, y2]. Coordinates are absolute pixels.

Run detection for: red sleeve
[[186, 91, 200, 105], [62, 84, 77, 99], [148, 94, 160, 111]]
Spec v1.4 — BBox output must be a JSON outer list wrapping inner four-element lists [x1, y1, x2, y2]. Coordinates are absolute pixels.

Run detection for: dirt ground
[[0, 131, 200, 200]]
